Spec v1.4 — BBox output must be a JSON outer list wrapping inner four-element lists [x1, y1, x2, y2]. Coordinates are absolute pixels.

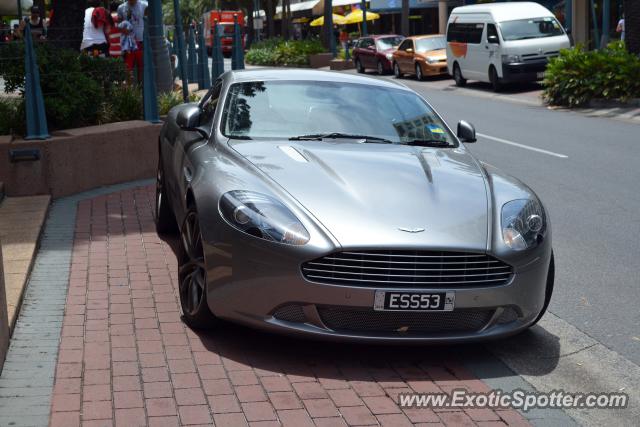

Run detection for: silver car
[[156, 69, 554, 343]]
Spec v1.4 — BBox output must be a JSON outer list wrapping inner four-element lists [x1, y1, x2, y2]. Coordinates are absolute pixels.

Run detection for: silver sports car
[[156, 69, 554, 343]]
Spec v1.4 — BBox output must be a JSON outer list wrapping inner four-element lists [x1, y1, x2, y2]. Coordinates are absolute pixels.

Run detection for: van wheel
[[489, 66, 502, 92], [355, 58, 364, 73], [453, 63, 466, 87], [415, 63, 424, 81], [393, 62, 402, 78]]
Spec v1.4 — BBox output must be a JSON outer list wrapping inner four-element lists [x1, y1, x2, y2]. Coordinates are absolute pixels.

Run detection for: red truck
[[203, 10, 245, 57]]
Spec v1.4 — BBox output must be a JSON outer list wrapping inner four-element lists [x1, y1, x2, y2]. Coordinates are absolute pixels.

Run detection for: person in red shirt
[[108, 1, 122, 58]]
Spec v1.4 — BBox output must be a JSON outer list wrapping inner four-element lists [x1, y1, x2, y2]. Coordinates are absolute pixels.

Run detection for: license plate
[[536, 71, 545, 79], [374, 291, 455, 312]]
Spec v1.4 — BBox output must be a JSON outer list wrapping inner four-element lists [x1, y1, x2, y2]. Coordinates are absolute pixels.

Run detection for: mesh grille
[[272, 305, 306, 323], [318, 306, 493, 334], [302, 250, 513, 288]]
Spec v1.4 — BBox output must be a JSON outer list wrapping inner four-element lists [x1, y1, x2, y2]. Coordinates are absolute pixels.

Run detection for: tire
[[530, 251, 555, 327], [489, 66, 502, 92], [393, 62, 402, 78], [453, 63, 466, 87], [155, 156, 177, 235], [415, 63, 424, 81], [178, 207, 218, 329], [377, 60, 385, 75], [355, 58, 364, 73]]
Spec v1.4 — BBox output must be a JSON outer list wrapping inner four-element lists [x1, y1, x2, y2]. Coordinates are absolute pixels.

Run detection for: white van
[[446, 2, 570, 91]]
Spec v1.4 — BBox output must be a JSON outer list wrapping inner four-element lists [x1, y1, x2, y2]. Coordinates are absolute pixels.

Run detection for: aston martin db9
[[156, 69, 554, 343]]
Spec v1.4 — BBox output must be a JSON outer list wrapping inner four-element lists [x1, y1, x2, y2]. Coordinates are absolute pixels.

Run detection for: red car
[[352, 34, 405, 75]]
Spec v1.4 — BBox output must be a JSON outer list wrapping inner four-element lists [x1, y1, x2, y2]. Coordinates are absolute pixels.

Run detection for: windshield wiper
[[289, 133, 393, 144], [401, 139, 452, 147]]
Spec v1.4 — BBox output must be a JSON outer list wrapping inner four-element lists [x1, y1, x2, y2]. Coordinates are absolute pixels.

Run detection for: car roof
[[224, 68, 410, 91], [406, 34, 445, 40], [450, 2, 554, 21], [361, 34, 403, 40]]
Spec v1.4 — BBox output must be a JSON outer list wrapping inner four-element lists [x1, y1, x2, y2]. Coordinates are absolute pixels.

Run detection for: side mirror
[[488, 34, 500, 44], [176, 104, 208, 139], [457, 120, 476, 143]]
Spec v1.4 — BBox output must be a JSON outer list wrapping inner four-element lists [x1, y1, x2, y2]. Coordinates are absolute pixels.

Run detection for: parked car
[[392, 35, 448, 80], [156, 69, 554, 343], [353, 34, 405, 75], [446, 2, 571, 91]]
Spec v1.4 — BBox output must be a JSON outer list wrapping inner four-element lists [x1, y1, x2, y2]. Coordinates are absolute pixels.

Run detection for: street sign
[[253, 18, 263, 30]]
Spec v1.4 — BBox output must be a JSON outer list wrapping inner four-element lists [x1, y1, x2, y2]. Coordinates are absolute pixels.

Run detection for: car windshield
[[499, 17, 564, 41], [376, 36, 404, 50], [415, 37, 446, 52], [221, 81, 457, 146]]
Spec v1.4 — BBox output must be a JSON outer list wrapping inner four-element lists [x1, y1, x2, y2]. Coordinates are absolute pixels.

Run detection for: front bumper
[[202, 228, 551, 343], [501, 59, 548, 82]]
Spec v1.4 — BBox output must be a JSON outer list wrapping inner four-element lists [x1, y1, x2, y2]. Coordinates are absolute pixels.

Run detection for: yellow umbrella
[[344, 9, 380, 24], [310, 14, 347, 27]]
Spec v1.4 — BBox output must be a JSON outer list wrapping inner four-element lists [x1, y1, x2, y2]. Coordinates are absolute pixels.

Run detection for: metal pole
[[232, 14, 245, 70], [361, 0, 367, 36], [590, 0, 600, 48], [601, 0, 610, 47], [211, 20, 224, 80], [16, 0, 21, 18], [254, 0, 261, 43], [143, 17, 161, 123], [327, 1, 335, 58], [187, 25, 198, 82], [23, 21, 49, 139], [172, 0, 189, 102], [198, 20, 211, 89], [564, 0, 572, 33]]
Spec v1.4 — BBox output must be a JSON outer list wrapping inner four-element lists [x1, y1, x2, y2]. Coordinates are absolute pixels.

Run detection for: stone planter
[[309, 53, 334, 69], [330, 59, 355, 71]]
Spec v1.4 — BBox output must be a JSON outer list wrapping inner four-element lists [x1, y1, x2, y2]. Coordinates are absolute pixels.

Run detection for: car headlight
[[426, 57, 437, 64], [501, 199, 545, 251], [501, 54, 521, 64], [220, 191, 310, 245], [385, 53, 393, 60]]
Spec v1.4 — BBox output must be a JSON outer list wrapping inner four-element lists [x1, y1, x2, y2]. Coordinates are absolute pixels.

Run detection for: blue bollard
[[23, 22, 49, 140], [171, 0, 189, 101], [198, 21, 211, 90], [142, 18, 160, 123], [211, 20, 224, 81], [187, 25, 198, 82], [231, 15, 245, 70]]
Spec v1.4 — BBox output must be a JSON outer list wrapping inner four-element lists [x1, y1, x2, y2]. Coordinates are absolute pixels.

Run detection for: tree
[[624, 0, 639, 54], [401, 0, 409, 36], [322, 0, 332, 49], [47, 0, 85, 50]]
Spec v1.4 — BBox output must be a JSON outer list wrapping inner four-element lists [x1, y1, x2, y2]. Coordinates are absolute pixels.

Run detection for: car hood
[[229, 140, 489, 250], [417, 48, 446, 61]]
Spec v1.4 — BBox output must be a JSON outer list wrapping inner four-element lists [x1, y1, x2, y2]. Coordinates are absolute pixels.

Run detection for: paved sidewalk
[[1, 182, 532, 427]]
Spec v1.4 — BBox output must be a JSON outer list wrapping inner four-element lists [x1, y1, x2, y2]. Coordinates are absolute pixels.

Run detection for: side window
[[199, 82, 222, 128], [361, 38, 373, 48], [398, 40, 408, 50], [487, 23, 499, 42], [446, 22, 484, 44]]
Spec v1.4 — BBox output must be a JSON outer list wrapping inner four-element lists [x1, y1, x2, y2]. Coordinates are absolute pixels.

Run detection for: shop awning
[[276, 0, 320, 14]]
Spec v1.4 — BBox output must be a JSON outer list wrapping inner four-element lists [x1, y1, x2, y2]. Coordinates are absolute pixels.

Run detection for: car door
[[360, 38, 375, 68], [465, 22, 487, 80], [485, 23, 501, 77], [396, 39, 414, 73], [172, 81, 222, 219]]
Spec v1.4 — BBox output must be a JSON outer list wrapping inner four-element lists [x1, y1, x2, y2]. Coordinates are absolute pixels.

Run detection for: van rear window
[[446, 22, 484, 44]]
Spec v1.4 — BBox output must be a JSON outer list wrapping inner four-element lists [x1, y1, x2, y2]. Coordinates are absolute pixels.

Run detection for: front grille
[[318, 306, 493, 334], [302, 251, 513, 288], [272, 305, 306, 323]]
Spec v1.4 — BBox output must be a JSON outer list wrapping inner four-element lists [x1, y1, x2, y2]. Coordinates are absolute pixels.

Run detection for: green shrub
[[245, 38, 325, 67], [0, 97, 25, 136], [105, 84, 143, 123], [158, 91, 184, 116], [543, 42, 640, 107]]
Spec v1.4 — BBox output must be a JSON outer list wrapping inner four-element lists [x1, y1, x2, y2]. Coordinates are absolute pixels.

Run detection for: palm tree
[[401, 0, 409, 36], [623, 0, 639, 54]]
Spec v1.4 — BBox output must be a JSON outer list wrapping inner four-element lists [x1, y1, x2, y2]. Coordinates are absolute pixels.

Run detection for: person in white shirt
[[616, 15, 625, 41], [80, 0, 110, 57]]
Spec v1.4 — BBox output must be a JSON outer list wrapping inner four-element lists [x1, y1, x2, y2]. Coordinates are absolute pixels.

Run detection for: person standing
[[117, 0, 148, 81], [28, 6, 46, 39], [80, 0, 110, 57], [108, 1, 122, 58], [617, 14, 625, 41]]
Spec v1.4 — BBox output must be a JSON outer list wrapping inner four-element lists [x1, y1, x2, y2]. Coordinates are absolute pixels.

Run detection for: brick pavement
[[3, 182, 533, 426]]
